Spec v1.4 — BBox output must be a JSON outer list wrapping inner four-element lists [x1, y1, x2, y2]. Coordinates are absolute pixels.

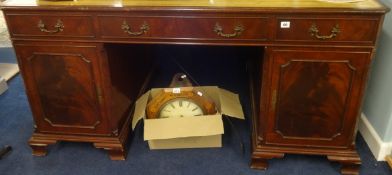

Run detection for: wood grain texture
[[99, 15, 256, 40], [275, 17, 379, 44], [6, 14, 95, 38], [3, 10, 387, 48], [13, 41, 153, 160], [251, 47, 373, 175], [267, 48, 371, 147], [103, 44, 154, 134], [2, 1, 388, 174], [14, 44, 109, 135], [0, 0, 387, 9]]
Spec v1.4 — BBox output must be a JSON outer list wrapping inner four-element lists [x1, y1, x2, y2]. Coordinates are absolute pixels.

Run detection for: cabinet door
[[14, 44, 109, 135], [264, 48, 371, 148]]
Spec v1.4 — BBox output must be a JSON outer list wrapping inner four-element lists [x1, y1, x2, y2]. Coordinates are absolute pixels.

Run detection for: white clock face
[[159, 98, 204, 118]]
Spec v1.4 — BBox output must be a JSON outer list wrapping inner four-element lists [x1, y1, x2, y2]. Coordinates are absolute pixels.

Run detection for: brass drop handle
[[37, 19, 64, 34], [213, 23, 244, 38], [309, 23, 340, 40], [121, 21, 149, 36]]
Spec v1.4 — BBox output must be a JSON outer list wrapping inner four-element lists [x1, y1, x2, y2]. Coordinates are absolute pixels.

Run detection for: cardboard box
[[132, 86, 244, 149], [0, 76, 8, 95], [0, 63, 19, 81]]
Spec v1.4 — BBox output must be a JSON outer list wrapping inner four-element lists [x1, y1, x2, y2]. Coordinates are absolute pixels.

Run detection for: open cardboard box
[[0, 77, 8, 95], [132, 86, 244, 149]]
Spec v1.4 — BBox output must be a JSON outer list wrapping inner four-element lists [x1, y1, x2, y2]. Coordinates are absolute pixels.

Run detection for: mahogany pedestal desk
[[1, 0, 389, 174]]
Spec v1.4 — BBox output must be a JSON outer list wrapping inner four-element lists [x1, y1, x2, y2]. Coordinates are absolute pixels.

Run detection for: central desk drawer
[[276, 17, 380, 43], [98, 16, 269, 41]]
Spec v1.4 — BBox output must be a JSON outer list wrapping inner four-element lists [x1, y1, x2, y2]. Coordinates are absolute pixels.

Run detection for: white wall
[[363, 0, 392, 142], [361, 0, 392, 161]]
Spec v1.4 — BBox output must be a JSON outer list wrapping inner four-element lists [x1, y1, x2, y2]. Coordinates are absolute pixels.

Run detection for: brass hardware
[[271, 89, 277, 111], [121, 21, 149, 36], [213, 23, 244, 38], [37, 19, 64, 34], [309, 23, 340, 40]]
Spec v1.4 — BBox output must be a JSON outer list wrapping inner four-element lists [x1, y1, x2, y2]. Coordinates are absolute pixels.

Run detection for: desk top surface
[[0, 0, 389, 11]]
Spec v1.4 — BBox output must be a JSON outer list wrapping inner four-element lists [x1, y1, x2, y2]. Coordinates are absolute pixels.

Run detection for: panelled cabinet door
[[14, 44, 109, 135], [265, 48, 371, 148]]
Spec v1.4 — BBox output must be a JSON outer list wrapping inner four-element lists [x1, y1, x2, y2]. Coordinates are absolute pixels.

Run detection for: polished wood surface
[[7, 14, 95, 38], [0, 0, 387, 9], [1, 0, 389, 174], [266, 47, 371, 147], [13, 41, 153, 160], [275, 17, 380, 43], [98, 16, 269, 40], [14, 44, 108, 135]]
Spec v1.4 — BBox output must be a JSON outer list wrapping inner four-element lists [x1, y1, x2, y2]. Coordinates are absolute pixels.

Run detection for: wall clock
[[146, 73, 217, 119]]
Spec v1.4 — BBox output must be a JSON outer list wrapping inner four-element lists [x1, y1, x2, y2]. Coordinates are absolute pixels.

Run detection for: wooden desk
[[1, 0, 389, 174]]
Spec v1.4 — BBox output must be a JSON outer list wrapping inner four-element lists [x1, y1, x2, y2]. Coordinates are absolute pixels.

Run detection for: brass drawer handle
[[213, 23, 244, 38], [309, 23, 340, 40], [37, 19, 64, 34], [121, 21, 149, 36]]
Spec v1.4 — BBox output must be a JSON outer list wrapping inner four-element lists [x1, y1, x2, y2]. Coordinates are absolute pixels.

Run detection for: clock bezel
[[158, 97, 205, 118], [146, 87, 217, 119]]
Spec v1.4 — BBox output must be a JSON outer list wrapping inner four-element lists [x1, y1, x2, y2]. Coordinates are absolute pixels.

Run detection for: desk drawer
[[98, 16, 268, 41], [178, 17, 268, 40], [276, 17, 379, 43], [6, 14, 95, 38], [99, 17, 175, 38]]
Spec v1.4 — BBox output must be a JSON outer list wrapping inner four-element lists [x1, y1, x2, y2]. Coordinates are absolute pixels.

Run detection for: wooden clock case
[[146, 87, 217, 119]]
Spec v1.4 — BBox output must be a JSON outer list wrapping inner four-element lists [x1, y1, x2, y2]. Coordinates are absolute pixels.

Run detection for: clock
[[146, 74, 217, 119], [159, 98, 204, 118]]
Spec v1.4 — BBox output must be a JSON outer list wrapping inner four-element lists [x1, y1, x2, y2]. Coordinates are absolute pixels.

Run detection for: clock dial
[[159, 98, 204, 118]]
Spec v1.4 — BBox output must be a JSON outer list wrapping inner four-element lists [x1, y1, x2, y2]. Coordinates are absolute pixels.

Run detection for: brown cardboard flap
[[148, 135, 221, 149], [132, 86, 244, 135], [219, 88, 245, 119], [193, 86, 221, 112], [0, 63, 19, 81], [144, 114, 224, 140], [150, 88, 164, 97], [132, 92, 150, 130]]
